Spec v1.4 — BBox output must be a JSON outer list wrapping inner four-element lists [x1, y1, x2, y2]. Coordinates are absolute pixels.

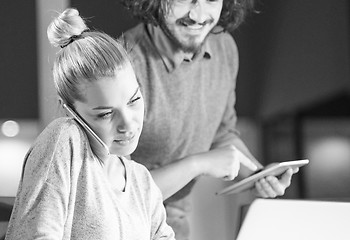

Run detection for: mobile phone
[[63, 103, 110, 160]]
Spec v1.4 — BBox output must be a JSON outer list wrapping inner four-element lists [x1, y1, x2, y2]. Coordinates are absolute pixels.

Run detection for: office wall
[[2, 1, 348, 122], [257, 0, 350, 119], [70, 0, 138, 39], [0, 1, 38, 119], [37, 0, 69, 127]]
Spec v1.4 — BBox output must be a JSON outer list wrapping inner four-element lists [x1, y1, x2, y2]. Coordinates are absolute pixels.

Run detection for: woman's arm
[[5, 120, 75, 240]]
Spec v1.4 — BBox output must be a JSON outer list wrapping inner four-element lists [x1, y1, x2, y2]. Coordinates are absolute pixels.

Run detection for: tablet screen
[[216, 159, 309, 196]]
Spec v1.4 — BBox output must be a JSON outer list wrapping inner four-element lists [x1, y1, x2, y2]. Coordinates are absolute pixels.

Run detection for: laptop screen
[[236, 199, 350, 240]]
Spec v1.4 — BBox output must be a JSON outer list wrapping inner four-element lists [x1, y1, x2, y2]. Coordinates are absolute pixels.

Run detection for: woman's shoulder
[[122, 157, 153, 183], [35, 117, 85, 146], [44, 117, 82, 135], [123, 157, 165, 203], [123, 157, 149, 174], [27, 117, 89, 167], [20, 118, 90, 189]]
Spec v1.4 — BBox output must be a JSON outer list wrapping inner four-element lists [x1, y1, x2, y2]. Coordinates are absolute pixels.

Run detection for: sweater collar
[[147, 24, 212, 72]]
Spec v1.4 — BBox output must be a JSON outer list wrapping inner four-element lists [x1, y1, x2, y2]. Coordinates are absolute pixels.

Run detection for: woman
[[5, 8, 175, 240]]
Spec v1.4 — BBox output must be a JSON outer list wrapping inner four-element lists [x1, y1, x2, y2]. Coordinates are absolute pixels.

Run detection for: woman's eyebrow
[[92, 106, 113, 110], [92, 86, 140, 110], [129, 86, 140, 100]]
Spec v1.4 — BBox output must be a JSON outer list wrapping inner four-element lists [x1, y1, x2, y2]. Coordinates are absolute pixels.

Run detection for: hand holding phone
[[63, 103, 110, 161]]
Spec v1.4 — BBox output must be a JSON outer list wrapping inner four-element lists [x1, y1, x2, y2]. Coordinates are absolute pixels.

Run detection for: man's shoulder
[[122, 23, 150, 52], [206, 31, 238, 60], [208, 30, 237, 49], [122, 23, 162, 69], [123, 23, 143, 43]]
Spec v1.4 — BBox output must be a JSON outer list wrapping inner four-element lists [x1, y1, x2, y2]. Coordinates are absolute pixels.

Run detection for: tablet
[[216, 159, 309, 196]]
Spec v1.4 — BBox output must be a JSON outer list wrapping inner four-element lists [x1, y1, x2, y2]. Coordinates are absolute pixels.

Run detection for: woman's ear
[[58, 98, 69, 117], [58, 98, 63, 109]]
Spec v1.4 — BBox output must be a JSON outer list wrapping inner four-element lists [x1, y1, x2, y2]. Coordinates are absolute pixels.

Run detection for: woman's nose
[[116, 111, 133, 133]]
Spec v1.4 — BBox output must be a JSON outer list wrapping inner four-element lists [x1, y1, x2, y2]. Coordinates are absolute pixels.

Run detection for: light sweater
[[123, 23, 240, 239], [5, 117, 175, 240]]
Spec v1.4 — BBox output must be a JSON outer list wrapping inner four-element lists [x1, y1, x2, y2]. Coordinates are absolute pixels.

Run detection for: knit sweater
[[5, 117, 175, 240], [123, 23, 240, 239]]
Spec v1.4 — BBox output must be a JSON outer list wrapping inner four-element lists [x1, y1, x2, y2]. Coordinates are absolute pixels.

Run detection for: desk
[[236, 199, 350, 240], [0, 197, 15, 240]]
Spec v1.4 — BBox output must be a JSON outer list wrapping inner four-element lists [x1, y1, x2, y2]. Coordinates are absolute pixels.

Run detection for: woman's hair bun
[[47, 8, 88, 48]]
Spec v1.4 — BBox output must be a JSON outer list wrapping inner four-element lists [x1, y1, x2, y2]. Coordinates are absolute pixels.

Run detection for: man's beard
[[158, 16, 213, 53]]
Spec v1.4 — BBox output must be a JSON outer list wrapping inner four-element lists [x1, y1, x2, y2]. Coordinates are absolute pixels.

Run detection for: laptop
[[236, 198, 350, 240]]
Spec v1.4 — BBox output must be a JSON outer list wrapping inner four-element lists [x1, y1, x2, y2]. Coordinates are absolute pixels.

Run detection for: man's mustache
[[176, 17, 214, 26]]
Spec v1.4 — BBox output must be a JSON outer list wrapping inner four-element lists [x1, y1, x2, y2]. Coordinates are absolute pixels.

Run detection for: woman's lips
[[114, 134, 135, 146]]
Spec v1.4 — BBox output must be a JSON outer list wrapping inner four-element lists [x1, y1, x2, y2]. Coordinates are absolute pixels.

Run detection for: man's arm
[[148, 145, 257, 200], [208, 37, 295, 197]]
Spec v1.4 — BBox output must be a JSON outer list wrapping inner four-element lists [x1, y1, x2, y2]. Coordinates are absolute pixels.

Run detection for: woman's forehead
[[81, 67, 138, 99]]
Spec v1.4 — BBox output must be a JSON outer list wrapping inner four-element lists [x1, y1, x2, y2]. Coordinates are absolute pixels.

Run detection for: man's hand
[[194, 145, 258, 181], [253, 168, 298, 198]]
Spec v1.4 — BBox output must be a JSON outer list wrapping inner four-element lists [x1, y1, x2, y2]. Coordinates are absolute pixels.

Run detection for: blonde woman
[[5, 8, 175, 240]]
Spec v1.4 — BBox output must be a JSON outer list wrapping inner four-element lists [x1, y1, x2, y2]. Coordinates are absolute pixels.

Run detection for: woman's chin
[[110, 141, 138, 157]]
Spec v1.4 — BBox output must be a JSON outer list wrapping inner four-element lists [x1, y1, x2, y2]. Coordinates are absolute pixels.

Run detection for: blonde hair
[[47, 8, 131, 109]]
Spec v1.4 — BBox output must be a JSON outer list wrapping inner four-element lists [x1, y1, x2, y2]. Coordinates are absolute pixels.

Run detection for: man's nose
[[188, 1, 207, 24]]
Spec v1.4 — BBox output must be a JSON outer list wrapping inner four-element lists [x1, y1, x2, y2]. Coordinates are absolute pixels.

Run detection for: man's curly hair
[[120, 0, 256, 32]]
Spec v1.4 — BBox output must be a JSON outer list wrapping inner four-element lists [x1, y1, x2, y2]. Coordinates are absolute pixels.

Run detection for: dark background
[[1, 0, 349, 120]]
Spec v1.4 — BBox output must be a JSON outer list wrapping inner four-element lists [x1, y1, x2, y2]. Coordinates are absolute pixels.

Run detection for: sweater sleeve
[[5, 119, 83, 240], [148, 173, 176, 240], [211, 34, 241, 149]]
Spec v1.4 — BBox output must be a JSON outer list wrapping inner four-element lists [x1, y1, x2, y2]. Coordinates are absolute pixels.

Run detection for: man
[[120, 0, 296, 239]]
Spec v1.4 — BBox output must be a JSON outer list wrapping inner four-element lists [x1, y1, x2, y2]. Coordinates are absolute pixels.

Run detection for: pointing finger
[[234, 147, 258, 171]]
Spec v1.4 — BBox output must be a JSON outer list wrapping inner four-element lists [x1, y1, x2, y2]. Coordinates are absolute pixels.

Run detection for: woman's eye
[[129, 96, 141, 105], [97, 111, 112, 119], [175, 0, 192, 3]]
